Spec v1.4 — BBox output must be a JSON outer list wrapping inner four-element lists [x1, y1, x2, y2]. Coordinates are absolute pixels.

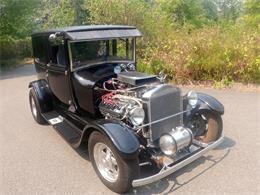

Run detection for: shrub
[[138, 26, 260, 84], [0, 36, 32, 67], [0, 36, 17, 60]]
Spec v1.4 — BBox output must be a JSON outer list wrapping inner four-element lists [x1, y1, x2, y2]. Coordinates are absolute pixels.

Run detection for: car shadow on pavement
[[127, 136, 235, 195], [214, 136, 236, 150], [0, 64, 36, 80], [75, 143, 90, 161], [72, 136, 235, 195]]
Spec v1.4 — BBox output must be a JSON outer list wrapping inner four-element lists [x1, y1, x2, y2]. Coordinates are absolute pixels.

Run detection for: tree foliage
[[160, 0, 209, 27], [35, 0, 75, 29], [243, 0, 260, 27], [0, 0, 39, 38]]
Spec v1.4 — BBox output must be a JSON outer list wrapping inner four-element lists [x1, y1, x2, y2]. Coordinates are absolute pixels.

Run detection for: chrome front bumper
[[132, 136, 224, 187]]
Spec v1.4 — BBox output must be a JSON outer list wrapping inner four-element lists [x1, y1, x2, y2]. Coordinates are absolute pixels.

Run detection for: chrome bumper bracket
[[132, 136, 224, 187]]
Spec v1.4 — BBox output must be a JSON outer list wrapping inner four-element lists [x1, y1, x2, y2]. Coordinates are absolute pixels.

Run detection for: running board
[[42, 111, 82, 146], [132, 136, 224, 187]]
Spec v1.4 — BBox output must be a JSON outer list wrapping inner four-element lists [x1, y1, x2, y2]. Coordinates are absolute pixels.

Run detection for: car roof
[[32, 25, 142, 40], [32, 25, 138, 35]]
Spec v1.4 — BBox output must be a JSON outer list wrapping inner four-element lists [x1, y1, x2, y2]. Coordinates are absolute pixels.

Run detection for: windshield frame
[[68, 37, 136, 72]]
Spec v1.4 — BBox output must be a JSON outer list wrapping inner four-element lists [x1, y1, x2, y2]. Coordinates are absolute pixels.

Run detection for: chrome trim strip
[[133, 38, 136, 62], [180, 92, 183, 125], [139, 110, 190, 128], [132, 136, 224, 187], [67, 41, 73, 71]]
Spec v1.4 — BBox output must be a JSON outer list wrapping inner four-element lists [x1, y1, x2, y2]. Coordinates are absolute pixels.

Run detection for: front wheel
[[88, 131, 139, 193], [188, 112, 223, 143]]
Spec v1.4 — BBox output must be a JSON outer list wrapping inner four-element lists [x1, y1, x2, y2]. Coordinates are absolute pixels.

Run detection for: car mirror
[[49, 33, 64, 45]]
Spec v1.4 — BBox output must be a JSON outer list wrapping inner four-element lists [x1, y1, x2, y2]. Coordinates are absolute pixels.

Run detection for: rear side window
[[32, 36, 48, 64], [49, 45, 66, 66]]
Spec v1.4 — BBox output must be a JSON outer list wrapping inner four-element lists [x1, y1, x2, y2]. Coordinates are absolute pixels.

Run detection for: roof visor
[[66, 29, 142, 41]]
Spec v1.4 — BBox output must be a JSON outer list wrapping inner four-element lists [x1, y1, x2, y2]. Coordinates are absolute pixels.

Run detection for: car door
[[46, 44, 72, 105]]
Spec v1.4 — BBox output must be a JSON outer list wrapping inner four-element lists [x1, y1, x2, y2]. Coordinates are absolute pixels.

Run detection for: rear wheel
[[29, 89, 47, 124], [88, 131, 139, 193], [188, 112, 223, 143]]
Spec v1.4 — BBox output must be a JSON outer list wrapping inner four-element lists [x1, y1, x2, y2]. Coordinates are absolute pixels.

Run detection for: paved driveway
[[0, 65, 259, 194]]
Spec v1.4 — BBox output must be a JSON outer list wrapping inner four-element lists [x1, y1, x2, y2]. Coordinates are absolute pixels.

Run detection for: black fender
[[28, 80, 53, 113], [196, 92, 224, 115], [79, 119, 140, 159], [183, 92, 224, 122]]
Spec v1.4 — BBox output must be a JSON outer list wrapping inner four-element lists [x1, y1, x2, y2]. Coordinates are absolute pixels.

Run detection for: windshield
[[70, 38, 135, 68]]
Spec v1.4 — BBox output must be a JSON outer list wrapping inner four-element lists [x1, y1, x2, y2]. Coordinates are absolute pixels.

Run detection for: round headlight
[[159, 134, 177, 156], [129, 107, 145, 126], [187, 90, 198, 108]]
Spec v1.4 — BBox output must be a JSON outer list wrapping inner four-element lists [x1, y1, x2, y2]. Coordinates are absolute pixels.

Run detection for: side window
[[49, 45, 58, 64], [111, 38, 133, 60], [56, 45, 66, 66], [116, 39, 126, 59], [32, 36, 47, 64], [48, 39, 66, 67], [116, 39, 133, 60], [49, 45, 66, 66]]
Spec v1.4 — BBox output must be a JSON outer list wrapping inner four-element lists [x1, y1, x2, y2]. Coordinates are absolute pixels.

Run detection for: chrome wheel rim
[[93, 142, 119, 182], [31, 97, 37, 117]]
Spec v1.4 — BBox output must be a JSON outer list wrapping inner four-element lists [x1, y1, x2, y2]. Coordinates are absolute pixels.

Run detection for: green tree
[[84, 0, 164, 39], [159, 0, 208, 28], [214, 0, 242, 23], [36, 0, 75, 29], [0, 0, 39, 38], [85, 0, 149, 25], [202, 0, 219, 22], [243, 0, 260, 27]]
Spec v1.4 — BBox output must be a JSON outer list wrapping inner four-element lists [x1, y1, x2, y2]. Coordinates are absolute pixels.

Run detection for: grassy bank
[[137, 26, 260, 84]]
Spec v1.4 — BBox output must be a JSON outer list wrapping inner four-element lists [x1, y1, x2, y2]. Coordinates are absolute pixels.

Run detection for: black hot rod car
[[29, 25, 224, 193]]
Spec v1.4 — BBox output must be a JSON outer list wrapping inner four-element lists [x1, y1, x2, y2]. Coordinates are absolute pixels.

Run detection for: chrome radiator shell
[[142, 84, 182, 142]]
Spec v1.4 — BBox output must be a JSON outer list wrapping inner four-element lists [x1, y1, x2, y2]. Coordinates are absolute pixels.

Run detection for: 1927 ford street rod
[[29, 25, 224, 193]]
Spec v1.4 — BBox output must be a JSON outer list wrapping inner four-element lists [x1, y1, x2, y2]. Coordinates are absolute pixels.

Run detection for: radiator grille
[[142, 85, 182, 142]]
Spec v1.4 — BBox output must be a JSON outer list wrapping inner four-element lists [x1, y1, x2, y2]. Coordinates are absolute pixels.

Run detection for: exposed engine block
[[99, 92, 143, 122], [99, 93, 125, 119], [98, 70, 182, 143]]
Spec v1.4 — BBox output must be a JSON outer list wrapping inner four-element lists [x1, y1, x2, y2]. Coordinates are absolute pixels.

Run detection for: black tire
[[189, 112, 223, 143], [88, 131, 139, 193], [29, 88, 47, 124]]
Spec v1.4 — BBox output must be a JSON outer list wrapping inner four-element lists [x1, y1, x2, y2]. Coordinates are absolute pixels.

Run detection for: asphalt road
[[0, 65, 259, 195]]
